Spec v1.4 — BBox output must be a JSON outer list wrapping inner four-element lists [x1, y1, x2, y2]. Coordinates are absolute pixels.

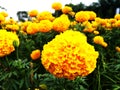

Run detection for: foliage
[[0, 1, 120, 90]]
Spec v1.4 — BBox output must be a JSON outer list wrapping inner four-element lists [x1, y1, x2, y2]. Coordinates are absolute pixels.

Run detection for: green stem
[[16, 47, 19, 59], [97, 65, 102, 90]]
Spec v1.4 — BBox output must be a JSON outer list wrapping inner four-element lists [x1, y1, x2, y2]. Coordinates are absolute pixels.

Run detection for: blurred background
[[0, 0, 120, 21]]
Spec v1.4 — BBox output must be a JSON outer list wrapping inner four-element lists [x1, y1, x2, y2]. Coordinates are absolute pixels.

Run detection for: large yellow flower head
[[41, 30, 99, 80], [0, 30, 20, 57], [52, 2, 62, 10], [52, 14, 70, 32]]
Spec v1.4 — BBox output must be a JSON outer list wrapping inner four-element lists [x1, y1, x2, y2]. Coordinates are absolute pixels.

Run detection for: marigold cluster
[[0, 30, 20, 57], [41, 30, 99, 80]]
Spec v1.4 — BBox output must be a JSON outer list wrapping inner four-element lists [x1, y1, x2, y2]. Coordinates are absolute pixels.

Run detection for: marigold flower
[[37, 11, 55, 21], [0, 30, 20, 57], [115, 46, 120, 52], [0, 11, 8, 17], [5, 24, 19, 31], [38, 20, 52, 33], [28, 10, 38, 17], [62, 6, 72, 14], [75, 11, 90, 22], [26, 23, 39, 34], [114, 14, 120, 20], [30, 49, 41, 60], [93, 36, 104, 44], [93, 36, 108, 47], [0, 13, 5, 22], [52, 2, 62, 10], [41, 30, 99, 80], [87, 11, 96, 20], [52, 14, 70, 32]]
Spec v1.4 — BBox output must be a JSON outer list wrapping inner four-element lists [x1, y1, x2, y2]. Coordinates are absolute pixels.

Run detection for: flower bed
[[0, 2, 120, 90]]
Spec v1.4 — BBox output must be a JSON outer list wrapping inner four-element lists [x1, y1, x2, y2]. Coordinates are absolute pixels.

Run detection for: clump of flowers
[[52, 14, 70, 32], [0, 29, 20, 57], [41, 30, 99, 80], [30, 49, 41, 60]]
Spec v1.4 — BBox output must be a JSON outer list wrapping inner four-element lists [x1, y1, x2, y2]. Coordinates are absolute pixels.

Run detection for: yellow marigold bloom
[[26, 23, 39, 34], [0, 11, 8, 17], [38, 20, 52, 33], [37, 11, 55, 21], [93, 31, 99, 35], [68, 11, 75, 17], [52, 14, 70, 32], [114, 14, 120, 20], [5, 24, 19, 31], [21, 21, 31, 31], [93, 36, 104, 44], [75, 11, 90, 22], [0, 13, 5, 22], [30, 49, 41, 60], [62, 6, 72, 14], [52, 2, 62, 10], [114, 20, 120, 27], [41, 30, 99, 80], [91, 21, 99, 28], [93, 36, 108, 47], [5, 18, 17, 24], [87, 11, 96, 20], [101, 42, 108, 47], [0, 30, 19, 57], [28, 10, 38, 17]]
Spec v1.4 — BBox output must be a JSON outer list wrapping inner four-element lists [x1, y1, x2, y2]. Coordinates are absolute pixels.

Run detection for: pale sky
[[0, 0, 98, 20]]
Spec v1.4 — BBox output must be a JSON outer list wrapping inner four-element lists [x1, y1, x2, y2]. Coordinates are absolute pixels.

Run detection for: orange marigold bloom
[[93, 36, 108, 47], [52, 14, 70, 32], [28, 10, 38, 17], [30, 49, 41, 60], [115, 46, 120, 52], [62, 6, 72, 14], [114, 14, 120, 20], [37, 11, 55, 21], [75, 11, 90, 22], [52, 2, 62, 10], [26, 23, 39, 34], [0, 30, 20, 57], [41, 30, 99, 80], [87, 11, 96, 20], [5, 24, 19, 31], [38, 20, 52, 32], [0, 11, 8, 17], [0, 13, 5, 22]]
